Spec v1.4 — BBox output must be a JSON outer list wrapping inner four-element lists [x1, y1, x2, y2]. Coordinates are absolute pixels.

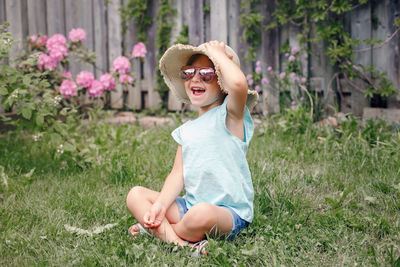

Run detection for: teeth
[[192, 88, 204, 91]]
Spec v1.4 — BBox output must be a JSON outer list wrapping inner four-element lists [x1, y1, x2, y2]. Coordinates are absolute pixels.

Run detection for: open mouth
[[191, 87, 205, 96]]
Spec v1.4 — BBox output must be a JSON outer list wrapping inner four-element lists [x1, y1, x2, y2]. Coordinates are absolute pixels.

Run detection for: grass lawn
[[1, 116, 399, 266]]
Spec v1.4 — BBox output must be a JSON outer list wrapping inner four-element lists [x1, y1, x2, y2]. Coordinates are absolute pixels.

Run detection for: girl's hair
[[186, 54, 215, 67]]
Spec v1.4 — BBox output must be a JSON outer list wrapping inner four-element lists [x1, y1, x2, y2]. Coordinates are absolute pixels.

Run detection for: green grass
[[1, 117, 400, 266]]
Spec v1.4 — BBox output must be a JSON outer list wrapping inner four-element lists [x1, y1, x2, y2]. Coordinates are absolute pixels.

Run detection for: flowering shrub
[[0, 22, 147, 164], [27, 27, 147, 101], [246, 46, 319, 119]]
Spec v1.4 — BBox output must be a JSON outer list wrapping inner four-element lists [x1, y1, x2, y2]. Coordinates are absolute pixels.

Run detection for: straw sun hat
[[159, 43, 259, 110]]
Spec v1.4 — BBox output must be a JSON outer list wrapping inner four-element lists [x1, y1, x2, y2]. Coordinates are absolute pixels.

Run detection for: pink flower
[[119, 74, 134, 84], [301, 77, 306, 83], [285, 53, 289, 57], [69, 28, 86, 43], [255, 66, 262, 74], [248, 79, 254, 86], [113, 56, 131, 74], [38, 53, 57, 71], [37, 35, 47, 46], [131, 42, 147, 58], [49, 44, 68, 62], [246, 74, 253, 80], [291, 47, 299, 54], [288, 55, 295, 62], [279, 72, 286, 79], [63, 71, 73, 79], [256, 60, 261, 67], [255, 85, 261, 93], [29, 35, 37, 44], [291, 101, 297, 109], [261, 77, 269, 85], [100, 73, 116, 90], [290, 72, 297, 80], [88, 80, 104, 98], [60, 80, 78, 99], [30, 35, 47, 47], [76, 71, 94, 88], [46, 34, 67, 51], [267, 66, 273, 71]]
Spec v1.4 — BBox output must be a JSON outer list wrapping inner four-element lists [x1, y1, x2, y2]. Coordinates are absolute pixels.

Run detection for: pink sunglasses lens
[[199, 68, 215, 82]]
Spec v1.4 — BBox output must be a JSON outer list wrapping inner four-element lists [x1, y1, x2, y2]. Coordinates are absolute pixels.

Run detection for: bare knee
[[126, 186, 146, 208], [184, 203, 216, 230]]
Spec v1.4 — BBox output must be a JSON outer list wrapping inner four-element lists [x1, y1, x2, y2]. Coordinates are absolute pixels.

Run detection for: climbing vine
[[156, 0, 176, 110], [120, 0, 152, 43], [239, 0, 263, 63], [268, 0, 400, 100]]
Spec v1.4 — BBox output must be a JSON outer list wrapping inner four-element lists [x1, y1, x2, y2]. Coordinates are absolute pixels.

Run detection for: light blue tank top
[[171, 97, 254, 222]]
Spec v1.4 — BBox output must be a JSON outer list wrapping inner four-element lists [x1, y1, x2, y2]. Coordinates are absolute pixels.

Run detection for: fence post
[[210, 0, 227, 43], [5, 0, 26, 54], [188, 0, 204, 45], [372, 1, 400, 108], [261, 0, 279, 114], [46, 0, 65, 36], [107, 0, 123, 109], [27, 1, 46, 36]]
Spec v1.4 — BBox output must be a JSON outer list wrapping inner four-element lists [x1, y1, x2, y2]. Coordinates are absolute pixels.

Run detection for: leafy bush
[[0, 22, 147, 165]]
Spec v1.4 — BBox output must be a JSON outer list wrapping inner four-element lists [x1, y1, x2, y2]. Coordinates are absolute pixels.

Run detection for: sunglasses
[[179, 66, 216, 83]]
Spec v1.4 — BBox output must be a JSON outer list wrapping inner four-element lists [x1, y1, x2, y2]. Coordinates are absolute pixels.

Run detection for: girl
[[126, 41, 258, 256]]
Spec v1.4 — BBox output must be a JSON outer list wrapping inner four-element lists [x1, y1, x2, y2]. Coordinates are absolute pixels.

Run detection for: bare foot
[[188, 240, 208, 257], [128, 223, 149, 238]]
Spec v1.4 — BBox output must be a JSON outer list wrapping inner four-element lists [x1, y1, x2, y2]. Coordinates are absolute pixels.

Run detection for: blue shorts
[[175, 197, 248, 240]]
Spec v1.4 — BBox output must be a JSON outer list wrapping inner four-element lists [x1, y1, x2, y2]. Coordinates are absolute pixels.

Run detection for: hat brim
[[159, 44, 259, 110]]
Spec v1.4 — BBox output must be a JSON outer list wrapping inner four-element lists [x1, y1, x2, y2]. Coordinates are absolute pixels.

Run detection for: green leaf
[[50, 132, 62, 143], [22, 75, 31, 86], [63, 143, 76, 152], [395, 18, 400, 27], [19, 105, 33, 120], [60, 108, 69, 116], [0, 87, 8, 95], [36, 114, 44, 126]]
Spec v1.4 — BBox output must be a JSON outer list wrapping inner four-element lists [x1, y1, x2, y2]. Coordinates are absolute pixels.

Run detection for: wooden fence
[[1, 0, 399, 116]]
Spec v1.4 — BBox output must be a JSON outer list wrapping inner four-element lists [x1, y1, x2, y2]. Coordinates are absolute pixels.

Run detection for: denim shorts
[[175, 197, 248, 240]]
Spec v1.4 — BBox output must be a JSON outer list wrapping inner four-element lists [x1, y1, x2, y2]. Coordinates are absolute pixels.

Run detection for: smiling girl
[[126, 41, 258, 256]]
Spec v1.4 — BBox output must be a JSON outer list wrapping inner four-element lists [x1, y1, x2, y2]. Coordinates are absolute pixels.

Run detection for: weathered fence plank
[[349, 3, 372, 116], [27, 0, 47, 36], [309, 22, 335, 112], [261, 0, 279, 114], [168, 0, 185, 110], [121, 0, 141, 110], [5, 0, 25, 53], [107, 0, 123, 109], [93, 0, 108, 77], [372, 0, 400, 108], [210, 0, 227, 43], [46, 0, 65, 36], [188, 0, 203, 46], [0, 0, 5, 25], [146, 0, 161, 108]]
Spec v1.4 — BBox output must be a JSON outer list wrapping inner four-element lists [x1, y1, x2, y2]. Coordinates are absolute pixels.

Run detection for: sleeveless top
[[171, 97, 254, 222]]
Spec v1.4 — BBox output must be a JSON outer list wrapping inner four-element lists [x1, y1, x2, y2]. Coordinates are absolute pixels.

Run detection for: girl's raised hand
[[204, 41, 233, 60], [143, 202, 166, 228]]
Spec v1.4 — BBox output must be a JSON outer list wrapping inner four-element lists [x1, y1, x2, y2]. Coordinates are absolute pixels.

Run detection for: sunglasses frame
[[179, 66, 216, 83]]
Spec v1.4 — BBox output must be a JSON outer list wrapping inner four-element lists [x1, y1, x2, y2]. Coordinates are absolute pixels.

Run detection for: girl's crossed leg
[[126, 186, 233, 245]]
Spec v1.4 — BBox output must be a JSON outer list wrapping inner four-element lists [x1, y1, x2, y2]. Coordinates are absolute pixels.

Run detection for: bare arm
[[143, 145, 184, 228], [204, 41, 248, 139]]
